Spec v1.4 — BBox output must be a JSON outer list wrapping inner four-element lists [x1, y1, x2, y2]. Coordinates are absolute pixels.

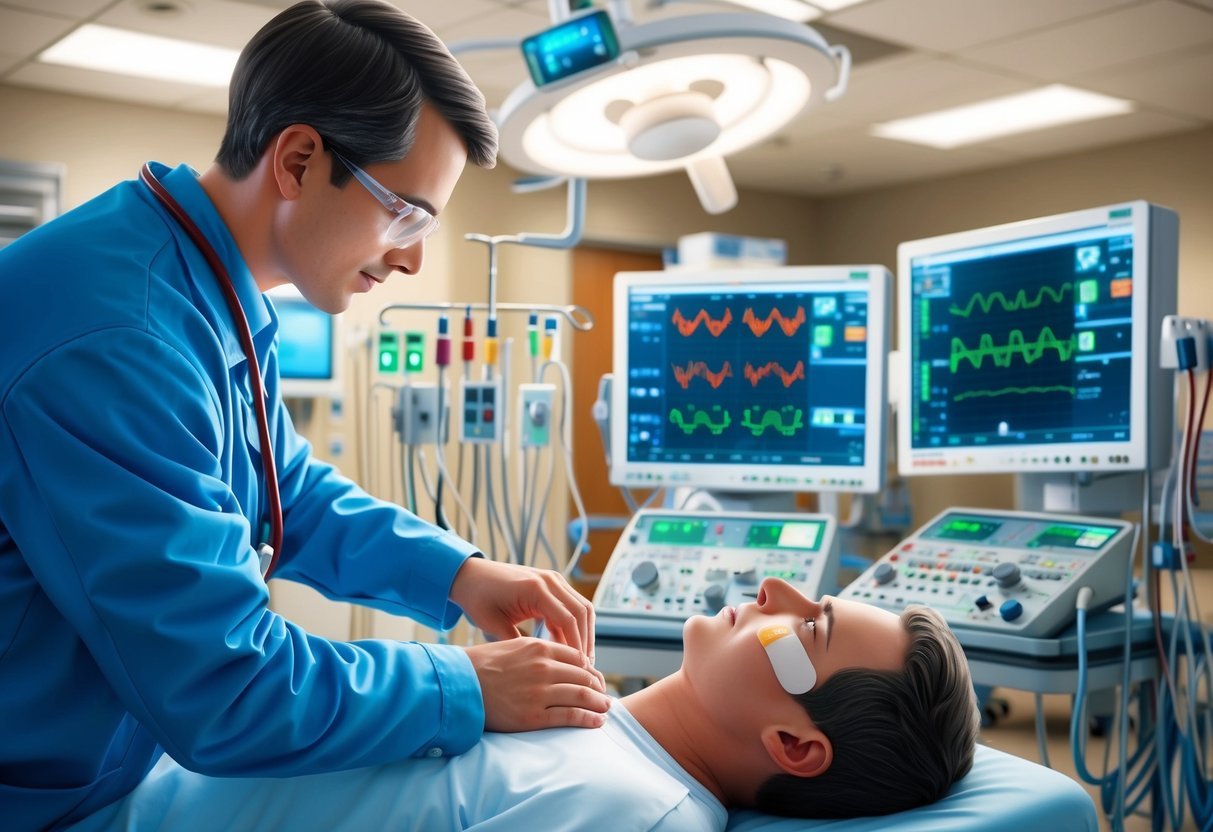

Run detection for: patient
[[89, 578, 979, 830]]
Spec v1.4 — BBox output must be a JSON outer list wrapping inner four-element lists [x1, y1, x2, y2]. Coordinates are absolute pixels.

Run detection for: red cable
[[1189, 368, 1211, 504], [1180, 369, 1197, 548]]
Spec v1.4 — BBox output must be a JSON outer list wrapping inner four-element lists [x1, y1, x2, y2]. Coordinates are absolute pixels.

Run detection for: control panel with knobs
[[594, 510, 840, 642], [837, 508, 1136, 638]]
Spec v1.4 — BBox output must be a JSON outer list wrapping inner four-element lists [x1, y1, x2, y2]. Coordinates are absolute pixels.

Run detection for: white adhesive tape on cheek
[[758, 625, 817, 695]]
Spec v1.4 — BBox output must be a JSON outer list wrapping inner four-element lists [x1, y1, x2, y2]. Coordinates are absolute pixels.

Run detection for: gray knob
[[631, 560, 660, 592], [527, 401, 548, 427], [874, 562, 897, 586], [703, 583, 727, 612], [734, 568, 758, 585], [993, 563, 1021, 589]]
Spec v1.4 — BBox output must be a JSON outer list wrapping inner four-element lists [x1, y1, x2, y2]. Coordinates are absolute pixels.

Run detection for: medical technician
[[0, 2, 611, 829]]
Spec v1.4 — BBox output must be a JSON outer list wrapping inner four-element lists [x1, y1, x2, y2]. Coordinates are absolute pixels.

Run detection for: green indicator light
[[377, 332, 400, 374], [648, 520, 707, 545], [745, 524, 782, 548], [934, 517, 1000, 541], [1078, 280, 1099, 304], [404, 331, 425, 374], [1109, 208, 1132, 219]]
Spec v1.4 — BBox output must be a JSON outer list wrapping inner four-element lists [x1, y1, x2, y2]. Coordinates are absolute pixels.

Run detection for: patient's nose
[[757, 577, 820, 616]]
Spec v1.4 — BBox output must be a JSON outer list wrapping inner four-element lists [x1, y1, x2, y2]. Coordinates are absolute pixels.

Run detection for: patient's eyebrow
[[825, 599, 834, 652]]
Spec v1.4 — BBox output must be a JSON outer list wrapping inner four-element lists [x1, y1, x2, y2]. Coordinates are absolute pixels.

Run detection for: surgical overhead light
[[496, 11, 850, 214]]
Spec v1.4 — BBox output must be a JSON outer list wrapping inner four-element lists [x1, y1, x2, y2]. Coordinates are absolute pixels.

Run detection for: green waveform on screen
[[669, 406, 731, 436], [741, 406, 804, 437], [950, 327, 1077, 373], [949, 283, 1073, 318], [954, 385, 1077, 402]]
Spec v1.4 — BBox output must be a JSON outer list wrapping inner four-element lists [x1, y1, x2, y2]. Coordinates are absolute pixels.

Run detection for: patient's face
[[683, 578, 909, 711]]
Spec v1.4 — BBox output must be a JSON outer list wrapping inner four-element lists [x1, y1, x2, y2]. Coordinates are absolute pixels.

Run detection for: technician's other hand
[[466, 638, 610, 731], [450, 557, 597, 661]]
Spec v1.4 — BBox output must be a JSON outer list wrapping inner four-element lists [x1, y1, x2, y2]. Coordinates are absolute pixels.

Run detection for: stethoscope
[[140, 164, 283, 579]]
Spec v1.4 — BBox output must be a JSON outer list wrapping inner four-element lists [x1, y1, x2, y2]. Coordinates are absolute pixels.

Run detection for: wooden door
[[569, 246, 663, 596]]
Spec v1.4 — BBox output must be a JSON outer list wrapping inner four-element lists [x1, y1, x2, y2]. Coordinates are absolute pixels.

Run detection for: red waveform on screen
[[742, 306, 806, 337], [672, 361, 733, 390], [744, 360, 805, 388], [672, 307, 733, 337]]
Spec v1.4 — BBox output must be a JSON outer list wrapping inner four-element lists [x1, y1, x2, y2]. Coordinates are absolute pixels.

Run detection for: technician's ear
[[270, 124, 323, 201], [761, 726, 832, 778]]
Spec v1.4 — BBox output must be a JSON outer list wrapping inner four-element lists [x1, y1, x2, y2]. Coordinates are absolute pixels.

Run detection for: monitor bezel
[[897, 200, 1162, 477], [611, 266, 890, 494]]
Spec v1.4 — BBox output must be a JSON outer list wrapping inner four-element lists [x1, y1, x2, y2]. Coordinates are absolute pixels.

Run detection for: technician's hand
[[465, 638, 610, 731], [450, 557, 597, 661]]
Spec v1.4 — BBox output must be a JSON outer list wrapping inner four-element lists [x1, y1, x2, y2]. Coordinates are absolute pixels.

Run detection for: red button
[[483, 408, 494, 423]]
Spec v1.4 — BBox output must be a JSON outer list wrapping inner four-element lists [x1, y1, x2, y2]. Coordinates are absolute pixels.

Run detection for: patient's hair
[[755, 605, 980, 818], [216, 0, 497, 182]]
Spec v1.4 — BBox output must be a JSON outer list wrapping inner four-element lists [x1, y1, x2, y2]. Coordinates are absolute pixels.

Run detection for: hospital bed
[[726, 743, 1098, 832]]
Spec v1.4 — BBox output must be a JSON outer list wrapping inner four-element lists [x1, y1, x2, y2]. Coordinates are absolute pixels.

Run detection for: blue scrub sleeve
[[0, 328, 482, 775], [267, 401, 479, 631]]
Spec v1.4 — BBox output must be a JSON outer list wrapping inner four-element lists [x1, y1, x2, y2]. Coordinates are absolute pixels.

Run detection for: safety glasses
[[330, 150, 439, 249]]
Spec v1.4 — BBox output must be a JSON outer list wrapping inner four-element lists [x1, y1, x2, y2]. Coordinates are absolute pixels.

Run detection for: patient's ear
[[761, 726, 832, 778]]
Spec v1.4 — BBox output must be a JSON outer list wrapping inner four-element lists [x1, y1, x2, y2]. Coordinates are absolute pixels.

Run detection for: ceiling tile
[[1078, 46, 1213, 120], [960, 0, 1213, 80], [506, 0, 726, 25], [442, 5, 556, 42], [96, 0, 277, 48], [820, 54, 1032, 123], [776, 109, 858, 138], [976, 108, 1201, 156], [392, 0, 514, 37], [0, 0, 111, 16], [0, 51, 26, 77], [7, 61, 209, 107], [0, 8, 79, 54], [177, 87, 230, 116], [457, 51, 530, 107], [827, 0, 1137, 52], [729, 126, 1018, 195]]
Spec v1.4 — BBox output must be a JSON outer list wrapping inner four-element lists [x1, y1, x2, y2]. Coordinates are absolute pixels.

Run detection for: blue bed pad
[[726, 743, 1098, 832]]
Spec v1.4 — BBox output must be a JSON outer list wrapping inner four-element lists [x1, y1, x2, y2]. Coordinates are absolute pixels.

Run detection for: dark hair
[[216, 0, 497, 183], [755, 605, 980, 818]]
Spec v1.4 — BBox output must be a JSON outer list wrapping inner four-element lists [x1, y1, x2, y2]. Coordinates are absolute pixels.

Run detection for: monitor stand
[[670, 487, 797, 514], [1015, 471, 1147, 516]]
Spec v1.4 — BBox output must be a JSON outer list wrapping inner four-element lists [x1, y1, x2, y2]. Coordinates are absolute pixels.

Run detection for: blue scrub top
[[0, 163, 485, 831]]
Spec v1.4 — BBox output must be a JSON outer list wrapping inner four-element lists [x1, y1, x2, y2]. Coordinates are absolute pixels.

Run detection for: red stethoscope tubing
[[140, 164, 283, 578]]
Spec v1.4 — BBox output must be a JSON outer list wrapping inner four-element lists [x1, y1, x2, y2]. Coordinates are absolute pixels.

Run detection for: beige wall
[[5, 78, 1209, 622], [812, 126, 1213, 526]]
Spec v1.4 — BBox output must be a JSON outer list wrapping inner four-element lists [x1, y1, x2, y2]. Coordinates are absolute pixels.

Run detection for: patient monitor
[[897, 200, 1177, 481], [611, 266, 890, 494], [595, 267, 891, 652]]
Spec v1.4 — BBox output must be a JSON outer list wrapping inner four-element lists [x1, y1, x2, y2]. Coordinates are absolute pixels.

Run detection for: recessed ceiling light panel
[[871, 85, 1135, 149], [38, 23, 239, 88]]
